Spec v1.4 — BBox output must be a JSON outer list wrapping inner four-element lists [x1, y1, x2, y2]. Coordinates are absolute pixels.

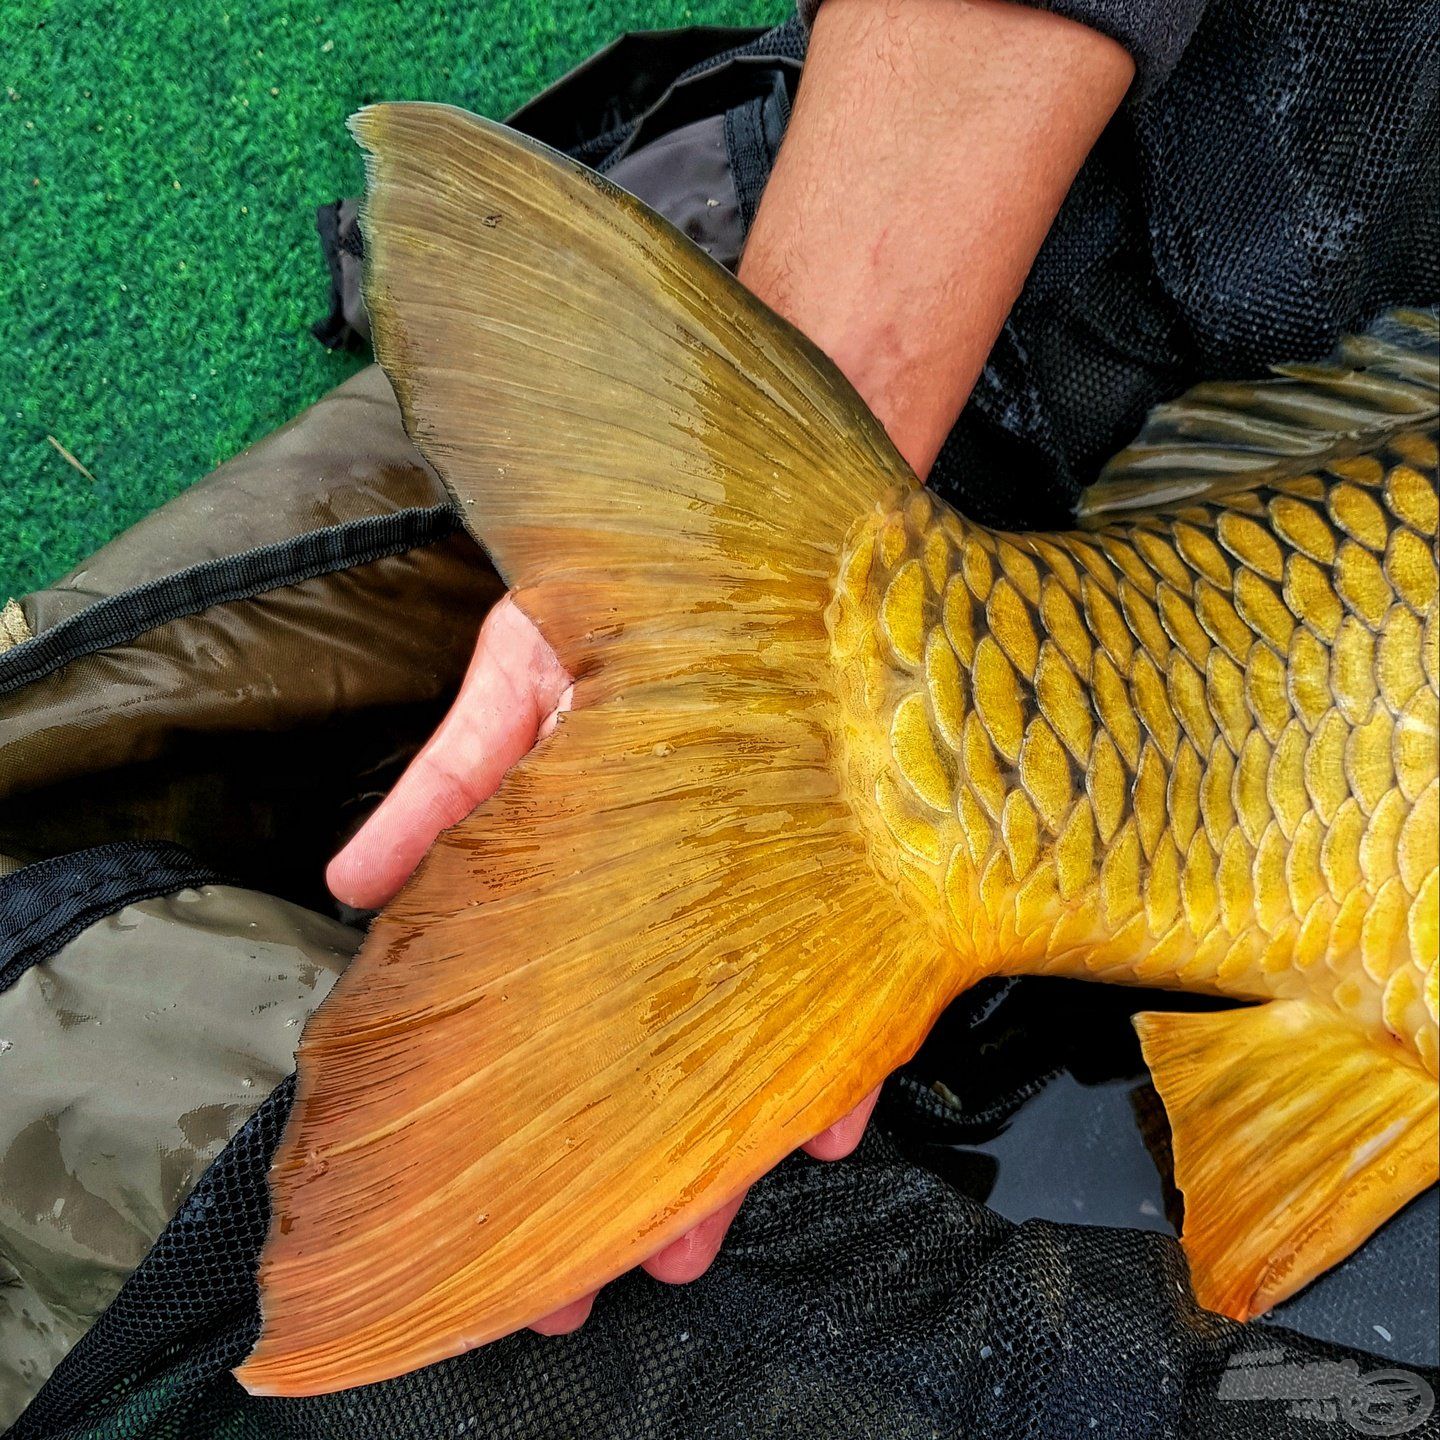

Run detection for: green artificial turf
[[1, 0, 785, 599]]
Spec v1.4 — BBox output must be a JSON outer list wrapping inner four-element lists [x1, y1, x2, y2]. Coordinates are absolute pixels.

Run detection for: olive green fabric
[[0, 883, 359, 1428], [0, 352, 493, 1424], [0, 367, 504, 903], [19, 366, 446, 635], [0, 361, 494, 1417], [1, 534, 490, 795]]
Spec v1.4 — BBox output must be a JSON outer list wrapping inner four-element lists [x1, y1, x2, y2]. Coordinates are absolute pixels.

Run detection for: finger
[[802, 1085, 882, 1162], [327, 597, 570, 909], [529, 1289, 599, 1336], [642, 1189, 749, 1285]]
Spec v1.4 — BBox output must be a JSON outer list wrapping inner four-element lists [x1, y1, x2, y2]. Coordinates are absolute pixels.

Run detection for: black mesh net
[[13, 9, 1440, 1437], [16, 1018, 1438, 1439]]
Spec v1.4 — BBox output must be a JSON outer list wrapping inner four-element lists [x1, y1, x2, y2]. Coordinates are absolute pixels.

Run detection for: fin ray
[[1081, 308, 1438, 518]]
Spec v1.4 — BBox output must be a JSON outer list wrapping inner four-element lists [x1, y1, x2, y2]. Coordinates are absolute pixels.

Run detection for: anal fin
[[1135, 1000, 1439, 1321]]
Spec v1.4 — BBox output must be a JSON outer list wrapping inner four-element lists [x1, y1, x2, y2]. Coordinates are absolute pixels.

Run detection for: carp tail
[[235, 103, 954, 1397]]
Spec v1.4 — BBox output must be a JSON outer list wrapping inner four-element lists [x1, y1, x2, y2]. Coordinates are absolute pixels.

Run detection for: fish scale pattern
[[827, 427, 1439, 1077]]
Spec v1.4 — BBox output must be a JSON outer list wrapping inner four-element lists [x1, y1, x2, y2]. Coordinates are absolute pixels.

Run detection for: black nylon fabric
[[17, 1069, 1438, 1440], [0, 841, 227, 991]]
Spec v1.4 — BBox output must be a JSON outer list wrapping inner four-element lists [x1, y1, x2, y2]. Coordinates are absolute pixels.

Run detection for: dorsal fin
[[1078, 308, 1438, 521]]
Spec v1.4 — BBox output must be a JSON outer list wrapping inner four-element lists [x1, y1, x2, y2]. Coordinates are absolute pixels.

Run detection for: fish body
[[235, 106, 1440, 1396], [834, 437, 1438, 1070]]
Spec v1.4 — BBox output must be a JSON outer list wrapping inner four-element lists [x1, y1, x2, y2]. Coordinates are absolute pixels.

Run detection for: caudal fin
[[234, 103, 955, 1396]]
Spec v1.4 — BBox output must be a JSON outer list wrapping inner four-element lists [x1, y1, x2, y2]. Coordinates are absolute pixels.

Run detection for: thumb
[[328, 597, 571, 909]]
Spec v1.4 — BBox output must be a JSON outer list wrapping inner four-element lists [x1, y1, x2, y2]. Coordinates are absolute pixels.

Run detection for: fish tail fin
[[235, 103, 958, 1397], [1135, 1000, 1439, 1321]]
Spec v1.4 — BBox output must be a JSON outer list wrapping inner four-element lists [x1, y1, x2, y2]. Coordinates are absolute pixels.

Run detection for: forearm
[[738, 0, 1134, 480]]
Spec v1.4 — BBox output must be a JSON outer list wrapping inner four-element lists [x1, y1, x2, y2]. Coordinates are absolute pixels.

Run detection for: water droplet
[[653, 742, 674, 758]]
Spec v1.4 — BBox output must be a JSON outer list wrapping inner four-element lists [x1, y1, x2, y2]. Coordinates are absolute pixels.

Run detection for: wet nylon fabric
[[0, 367, 503, 904], [2, 365, 498, 818], [0, 841, 224, 991], [0, 855, 358, 1430], [0, 513, 490, 906]]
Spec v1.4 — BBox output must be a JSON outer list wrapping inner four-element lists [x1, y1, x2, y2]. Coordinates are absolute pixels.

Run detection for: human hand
[[327, 593, 882, 1334]]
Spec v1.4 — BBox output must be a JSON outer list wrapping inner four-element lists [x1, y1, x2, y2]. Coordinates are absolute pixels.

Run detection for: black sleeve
[[797, 0, 1211, 98]]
